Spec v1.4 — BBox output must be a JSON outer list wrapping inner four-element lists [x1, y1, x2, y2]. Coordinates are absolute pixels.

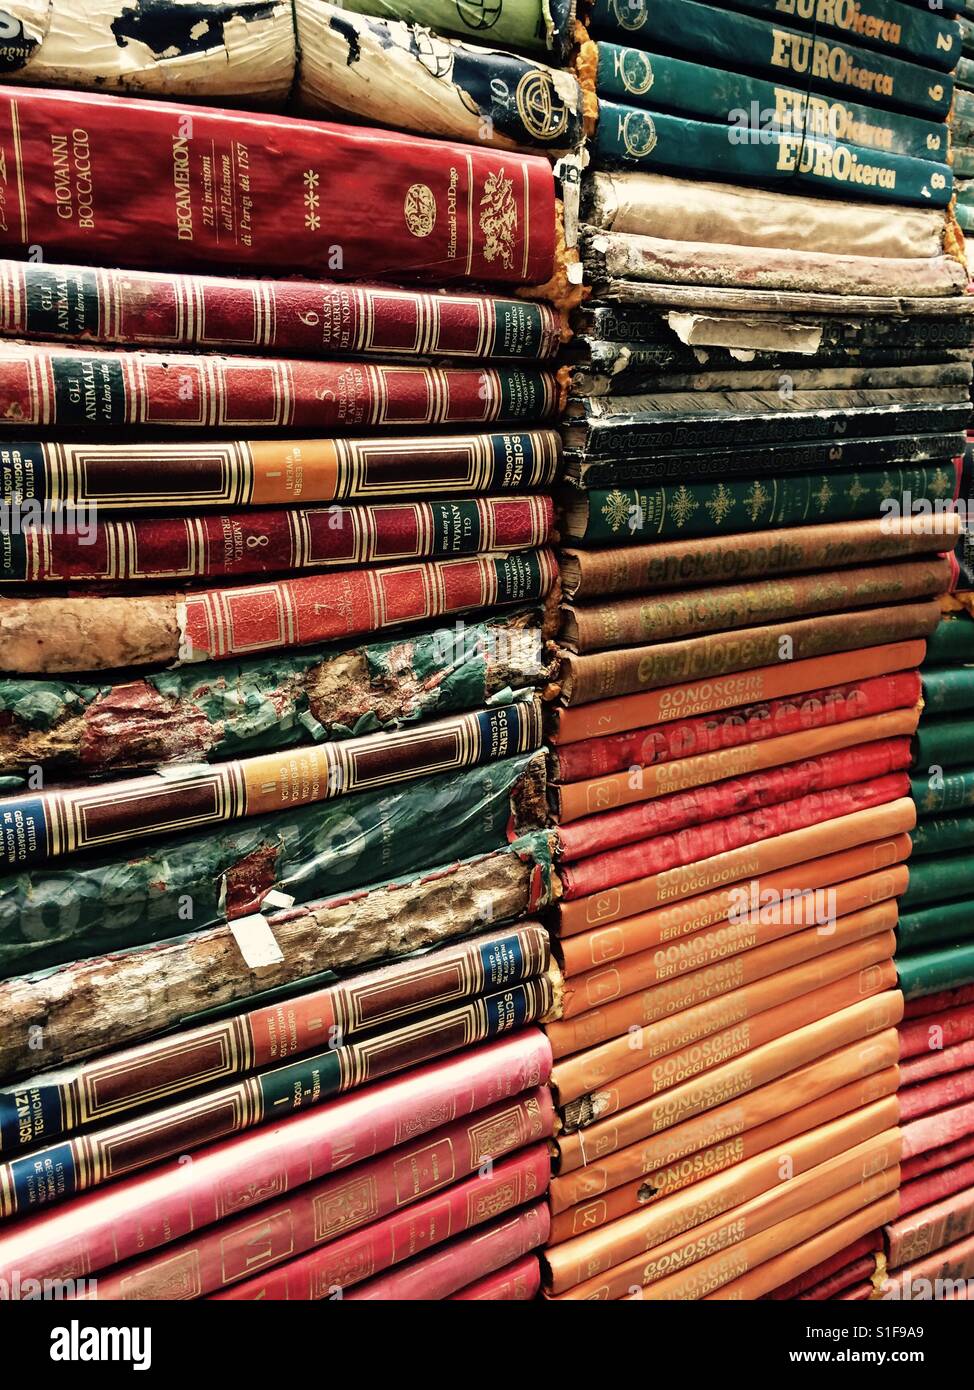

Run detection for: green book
[[338, 0, 574, 60], [897, 898, 974, 953], [921, 666, 974, 715], [956, 202, 974, 233], [911, 765, 974, 816], [925, 612, 974, 664], [562, 463, 959, 544], [713, 0, 961, 71], [913, 715, 974, 769], [589, 42, 948, 161], [897, 942, 974, 998], [910, 811, 974, 856], [953, 145, 974, 175], [589, 0, 954, 118], [593, 99, 952, 206], [901, 849, 974, 910]]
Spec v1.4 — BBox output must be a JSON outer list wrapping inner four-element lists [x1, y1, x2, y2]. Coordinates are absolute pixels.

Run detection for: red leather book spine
[[552, 672, 921, 783], [798, 1255, 879, 1299], [84, 1088, 554, 1299], [903, 983, 974, 1018], [0, 88, 557, 286], [344, 1202, 550, 1301], [0, 260, 563, 358], [898, 1004, 974, 1058], [886, 1182, 974, 1268], [0, 344, 560, 431], [898, 1068, 974, 1122], [897, 1156, 974, 1219], [181, 549, 559, 661], [213, 1144, 550, 1300], [900, 1100, 974, 1159], [449, 1253, 541, 1300], [899, 1039, 974, 1087], [7, 495, 554, 584], [555, 739, 913, 865], [767, 1233, 882, 1300], [559, 772, 911, 900], [900, 1131, 974, 1184], [0, 1030, 553, 1284]]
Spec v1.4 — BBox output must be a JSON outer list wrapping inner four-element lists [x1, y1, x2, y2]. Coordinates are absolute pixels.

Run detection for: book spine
[[552, 671, 921, 783], [900, 1038, 974, 1087], [0, 700, 543, 869], [903, 984, 974, 1020], [0, 1030, 553, 1284], [0, 431, 562, 509], [0, 260, 563, 358], [0, 345, 560, 431], [720, 0, 960, 69], [901, 1133, 974, 1187], [558, 849, 909, 972], [772, 1240, 880, 1299], [593, 99, 952, 206], [570, 465, 959, 545], [880, 1231, 974, 1294], [213, 1144, 550, 1300], [559, 771, 910, 901], [898, 1068, 974, 1121], [0, 88, 557, 285], [587, 42, 950, 159], [556, 797, 917, 935], [0, 978, 554, 1218], [906, 813, 974, 856], [896, 898, 974, 952], [559, 961, 897, 1130], [899, 1003, 974, 1058], [588, 0, 954, 116], [920, 665, 974, 715], [449, 1253, 541, 1299], [331, 0, 575, 63], [2, 494, 555, 584], [0, 549, 559, 674], [560, 518, 958, 601], [296, 4, 584, 151], [343, 1202, 550, 1300], [911, 766, 974, 815], [897, 944, 974, 1000], [555, 726, 916, 850], [0, 924, 551, 1151], [554, 1016, 902, 1175], [914, 713, 974, 767], [559, 601, 942, 707], [549, 641, 927, 744]]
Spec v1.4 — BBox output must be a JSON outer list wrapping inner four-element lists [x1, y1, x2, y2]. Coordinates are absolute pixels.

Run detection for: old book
[[0, 608, 550, 776], [717, 0, 960, 68], [213, 1145, 549, 1300], [0, 259, 563, 358], [911, 767, 974, 816], [0, 1030, 552, 1285], [0, 700, 542, 870], [560, 517, 960, 602], [894, 848, 974, 910], [582, 227, 966, 297], [899, 947, 974, 1001], [561, 557, 950, 654], [771, 1241, 880, 1299], [551, 1130, 901, 1301], [0, 88, 557, 285], [903, 984, 974, 1020], [588, 0, 954, 117], [920, 666, 974, 715], [900, 1159, 974, 1222], [899, 1069, 974, 1121], [295, 2, 583, 151], [0, 924, 550, 1152], [450, 1254, 541, 1299], [557, 798, 917, 935], [879, 1229, 974, 1297], [901, 1132, 974, 1185], [330, 0, 574, 62], [549, 640, 927, 744], [925, 610, 974, 662], [0, 548, 559, 674], [0, 342, 560, 432], [555, 726, 916, 848], [914, 714, 974, 768], [911, 813, 974, 856], [0, 831, 555, 1078], [0, 975, 556, 1218], [559, 770, 910, 901], [577, 49, 949, 163], [899, 1003, 974, 1058], [897, 899, 974, 953], [554, 1001, 903, 1173], [900, 1039, 974, 1087], [558, 601, 943, 707], [551, 669, 921, 782]]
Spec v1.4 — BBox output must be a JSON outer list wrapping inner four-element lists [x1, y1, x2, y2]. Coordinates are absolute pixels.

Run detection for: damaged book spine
[[0, 344, 561, 431], [0, 922, 551, 1152], [323, 0, 576, 63], [0, 494, 555, 584], [0, 87, 557, 285], [0, 259, 563, 358], [0, 700, 543, 869], [713, 0, 961, 70], [0, 975, 555, 1219]]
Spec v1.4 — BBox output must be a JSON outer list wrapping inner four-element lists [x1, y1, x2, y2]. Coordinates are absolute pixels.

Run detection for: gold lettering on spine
[[172, 138, 194, 242]]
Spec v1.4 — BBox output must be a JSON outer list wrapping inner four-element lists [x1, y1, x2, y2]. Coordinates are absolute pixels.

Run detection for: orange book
[[556, 898, 897, 1029], [554, 997, 903, 1173], [547, 1085, 899, 1243], [557, 837, 911, 965], [553, 708, 921, 823], [702, 1195, 900, 1301], [552, 929, 897, 1101], [559, 961, 896, 1130], [556, 799, 917, 935], [548, 641, 927, 744], [549, 1128, 902, 1300]]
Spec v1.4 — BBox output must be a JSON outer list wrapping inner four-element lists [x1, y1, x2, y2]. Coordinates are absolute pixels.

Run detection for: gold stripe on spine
[[9, 101, 27, 242], [465, 152, 474, 278], [521, 162, 530, 283]]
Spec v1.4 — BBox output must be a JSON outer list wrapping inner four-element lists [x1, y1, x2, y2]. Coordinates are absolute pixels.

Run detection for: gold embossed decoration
[[480, 168, 517, 269], [404, 183, 437, 238], [516, 70, 569, 141]]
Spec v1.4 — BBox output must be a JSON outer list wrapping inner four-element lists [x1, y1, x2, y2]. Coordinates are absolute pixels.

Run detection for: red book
[[767, 1233, 881, 1300], [899, 1039, 974, 1087], [85, 1091, 553, 1300], [899, 1006, 974, 1059], [559, 772, 910, 900], [797, 1254, 879, 1301], [4, 495, 554, 584], [0, 1030, 552, 1285], [900, 1100, 974, 1159], [886, 1183, 974, 1269], [449, 1254, 541, 1300], [903, 983, 974, 1018], [900, 1131, 974, 1184], [898, 1068, 974, 1122], [0, 259, 562, 358], [898, 1156, 974, 1218], [0, 343, 559, 432], [213, 1145, 550, 1300], [552, 672, 921, 784], [0, 89, 556, 286], [555, 739, 913, 864], [343, 1202, 550, 1301]]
